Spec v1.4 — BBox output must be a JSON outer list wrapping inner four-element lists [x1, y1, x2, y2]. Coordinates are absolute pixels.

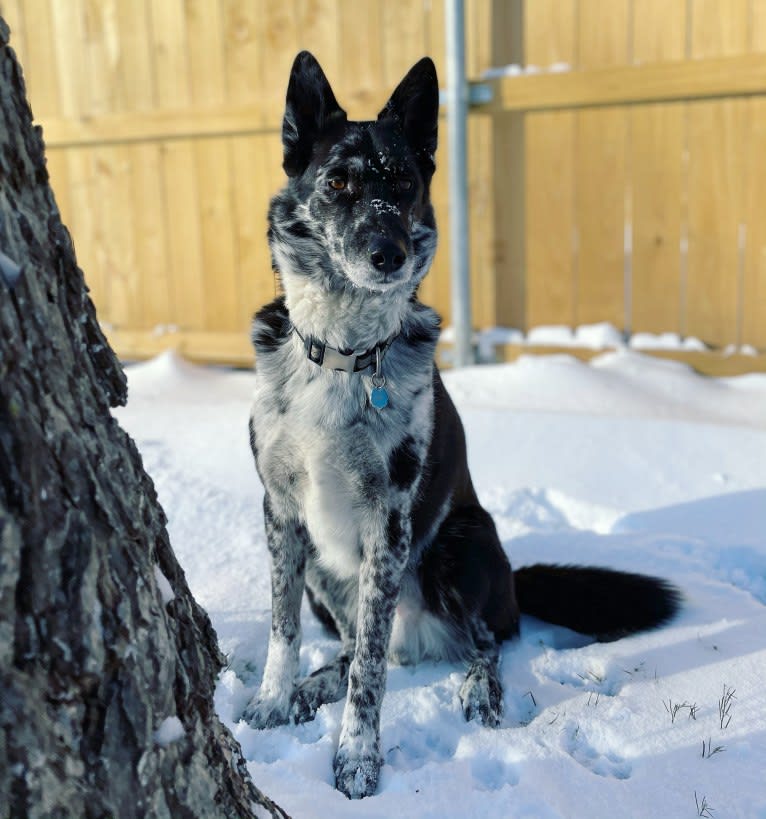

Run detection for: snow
[[630, 332, 708, 352], [153, 565, 175, 604], [153, 716, 185, 746], [443, 321, 729, 357], [115, 349, 766, 819], [482, 62, 572, 79]]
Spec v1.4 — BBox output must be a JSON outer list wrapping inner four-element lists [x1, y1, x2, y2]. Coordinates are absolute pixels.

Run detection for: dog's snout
[[369, 237, 407, 274]]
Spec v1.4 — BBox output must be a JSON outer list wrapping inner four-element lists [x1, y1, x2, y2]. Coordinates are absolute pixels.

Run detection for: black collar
[[291, 325, 394, 374]]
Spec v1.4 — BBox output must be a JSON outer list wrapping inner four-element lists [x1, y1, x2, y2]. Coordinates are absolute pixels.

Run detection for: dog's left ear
[[378, 57, 439, 174], [283, 51, 347, 177]]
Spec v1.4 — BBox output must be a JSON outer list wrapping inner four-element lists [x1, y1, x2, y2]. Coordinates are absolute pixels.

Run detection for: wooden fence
[[1, 1, 765, 370], [484, 0, 766, 359]]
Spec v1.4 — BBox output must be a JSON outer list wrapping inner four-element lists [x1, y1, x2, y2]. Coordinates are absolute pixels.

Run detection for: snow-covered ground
[[115, 349, 766, 819]]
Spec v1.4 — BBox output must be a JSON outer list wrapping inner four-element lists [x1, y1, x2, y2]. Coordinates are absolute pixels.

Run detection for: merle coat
[[244, 51, 680, 800]]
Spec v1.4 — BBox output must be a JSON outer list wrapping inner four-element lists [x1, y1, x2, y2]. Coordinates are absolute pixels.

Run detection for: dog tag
[[370, 349, 389, 409], [370, 385, 389, 409]]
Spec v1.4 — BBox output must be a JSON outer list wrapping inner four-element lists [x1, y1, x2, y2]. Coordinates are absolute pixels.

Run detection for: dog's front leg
[[333, 508, 410, 799], [243, 494, 307, 729]]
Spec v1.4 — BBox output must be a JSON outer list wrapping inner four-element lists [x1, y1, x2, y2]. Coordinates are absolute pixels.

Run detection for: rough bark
[[0, 19, 288, 819]]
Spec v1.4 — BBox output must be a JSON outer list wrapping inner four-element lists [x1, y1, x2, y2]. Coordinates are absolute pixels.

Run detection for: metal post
[[444, 0, 474, 367]]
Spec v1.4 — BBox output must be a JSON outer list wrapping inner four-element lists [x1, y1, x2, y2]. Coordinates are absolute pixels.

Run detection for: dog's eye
[[397, 177, 413, 192], [328, 177, 347, 191]]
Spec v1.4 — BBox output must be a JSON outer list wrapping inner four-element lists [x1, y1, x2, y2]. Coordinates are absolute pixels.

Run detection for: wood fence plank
[[64, 150, 104, 314], [9, 0, 54, 116], [485, 53, 766, 112], [629, 106, 685, 334], [148, 1, 205, 333], [224, 0, 274, 328], [574, 0, 629, 328], [295, 0, 341, 92], [574, 108, 627, 327], [83, 0, 121, 114], [467, 115, 493, 328], [474, 0, 521, 331], [464, 0, 495, 329], [690, 0, 749, 56], [148, 0, 190, 107], [742, 0, 766, 346], [130, 142, 172, 331], [83, 1, 134, 331], [524, 111, 576, 327], [524, 0, 577, 328], [421, 0, 448, 324], [260, 1, 300, 126], [743, 97, 766, 347], [195, 138, 240, 331], [427, 0, 446, 74], [110, 3, 169, 332], [424, 122, 450, 325], [185, 0, 226, 106], [222, 0, 265, 115], [186, 1, 240, 333], [630, 0, 686, 334], [92, 145, 138, 330], [686, 0, 748, 344], [381, 0, 428, 87], [230, 134, 279, 330], [113, 0, 155, 112], [49, 0, 87, 118], [37, 107, 277, 149], [338, 0, 383, 118], [161, 140, 206, 331]]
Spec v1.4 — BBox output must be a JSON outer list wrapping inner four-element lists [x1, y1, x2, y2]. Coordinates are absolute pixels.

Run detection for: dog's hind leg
[[418, 504, 519, 728], [459, 623, 503, 727], [243, 494, 308, 729]]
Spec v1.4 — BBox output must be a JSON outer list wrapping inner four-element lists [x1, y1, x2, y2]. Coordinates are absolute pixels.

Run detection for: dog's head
[[269, 51, 439, 296]]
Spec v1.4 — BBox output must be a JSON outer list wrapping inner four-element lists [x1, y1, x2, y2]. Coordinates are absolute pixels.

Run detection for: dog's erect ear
[[282, 51, 347, 177], [378, 57, 439, 172]]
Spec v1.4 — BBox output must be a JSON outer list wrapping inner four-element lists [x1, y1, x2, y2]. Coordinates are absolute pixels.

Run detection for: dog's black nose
[[369, 237, 407, 274]]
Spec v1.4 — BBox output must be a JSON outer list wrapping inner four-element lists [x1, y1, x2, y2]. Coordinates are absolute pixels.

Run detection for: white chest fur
[[252, 365, 379, 580], [302, 440, 363, 579]]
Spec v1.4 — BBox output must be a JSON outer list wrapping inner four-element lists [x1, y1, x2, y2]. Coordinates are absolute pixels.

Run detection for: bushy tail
[[514, 564, 681, 642]]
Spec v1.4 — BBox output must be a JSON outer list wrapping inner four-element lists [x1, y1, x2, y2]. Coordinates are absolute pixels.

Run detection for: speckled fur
[[243, 52, 513, 799], [243, 51, 680, 801]]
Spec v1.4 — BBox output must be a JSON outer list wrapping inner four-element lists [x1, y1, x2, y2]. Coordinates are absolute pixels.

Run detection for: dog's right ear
[[282, 51, 347, 177]]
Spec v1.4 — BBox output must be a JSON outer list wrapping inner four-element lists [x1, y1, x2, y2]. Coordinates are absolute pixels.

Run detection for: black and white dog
[[244, 52, 680, 799]]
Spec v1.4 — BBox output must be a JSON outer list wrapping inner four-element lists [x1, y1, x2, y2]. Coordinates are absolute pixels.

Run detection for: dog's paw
[[241, 694, 291, 729], [459, 668, 503, 728], [333, 746, 382, 799], [289, 665, 347, 724], [289, 686, 321, 725]]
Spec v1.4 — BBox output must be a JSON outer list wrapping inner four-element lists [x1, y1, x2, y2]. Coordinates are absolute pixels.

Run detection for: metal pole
[[444, 0, 474, 367]]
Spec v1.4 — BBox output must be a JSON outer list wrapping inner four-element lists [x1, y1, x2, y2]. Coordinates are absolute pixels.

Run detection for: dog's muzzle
[[368, 236, 407, 276]]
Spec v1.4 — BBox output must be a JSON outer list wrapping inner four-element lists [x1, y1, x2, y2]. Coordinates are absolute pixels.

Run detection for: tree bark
[[0, 20, 287, 819]]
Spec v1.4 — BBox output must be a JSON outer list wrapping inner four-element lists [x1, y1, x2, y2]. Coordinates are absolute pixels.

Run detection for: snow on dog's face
[[268, 51, 438, 296]]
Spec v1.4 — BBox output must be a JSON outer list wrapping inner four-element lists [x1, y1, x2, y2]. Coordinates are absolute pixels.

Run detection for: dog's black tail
[[514, 564, 682, 642]]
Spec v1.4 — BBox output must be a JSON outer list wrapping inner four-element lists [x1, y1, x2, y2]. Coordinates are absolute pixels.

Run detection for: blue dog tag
[[370, 385, 389, 409]]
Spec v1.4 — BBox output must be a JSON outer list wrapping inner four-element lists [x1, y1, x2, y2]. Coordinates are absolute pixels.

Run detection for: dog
[[243, 51, 680, 799]]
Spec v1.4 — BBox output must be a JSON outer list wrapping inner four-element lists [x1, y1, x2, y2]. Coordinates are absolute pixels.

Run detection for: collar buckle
[[304, 335, 326, 366], [295, 325, 392, 375]]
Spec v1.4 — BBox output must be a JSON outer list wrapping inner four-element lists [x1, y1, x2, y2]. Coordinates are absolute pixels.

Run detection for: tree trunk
[[0, 20, 287, 819]]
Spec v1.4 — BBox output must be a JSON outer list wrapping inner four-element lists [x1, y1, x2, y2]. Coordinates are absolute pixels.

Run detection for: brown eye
[[329, 177, 346, 191], [397, 177, 413, 192]]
